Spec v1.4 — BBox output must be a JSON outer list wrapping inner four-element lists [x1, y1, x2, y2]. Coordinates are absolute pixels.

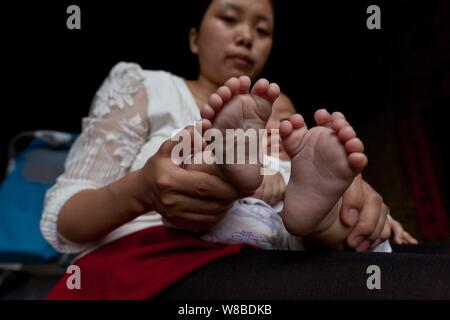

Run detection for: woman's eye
[[221, 16, 237, 24], [257, 27, 270, 36]]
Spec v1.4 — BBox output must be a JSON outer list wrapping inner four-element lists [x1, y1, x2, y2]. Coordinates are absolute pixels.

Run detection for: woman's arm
[[41, 62, 151, 252], [43, 63, 240, 251], [58, 127, 241, 244], [57, 170, 148, 244]]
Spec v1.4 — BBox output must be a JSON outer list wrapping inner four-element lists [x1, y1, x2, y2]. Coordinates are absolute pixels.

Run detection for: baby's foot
[[280, 112, 367, 237], [200, 76, 281, 194]]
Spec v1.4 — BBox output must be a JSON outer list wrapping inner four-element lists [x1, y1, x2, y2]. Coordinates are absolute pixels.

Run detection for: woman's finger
[[389, 217, 419, 245], [347, 182, 383, 248], [390, 219, 404, 244], [263, 179, 271, 204], [160, 125, 206, 157], [269, 178, 278, 205], [259, 178, 269, 203], [161, 193, 232, 216], [252, 183, 263, 199], [173, 167, 240, 202], [153, 127, 239, 202], [379, 220, 392, 242], [340, 174, 364, 227], [404, 232, 419, 244], [368, 203, 389, 243], [366, 214, 385, 249]]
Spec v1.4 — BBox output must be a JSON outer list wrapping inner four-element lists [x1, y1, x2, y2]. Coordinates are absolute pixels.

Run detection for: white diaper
[[201, 198, 304, 250], [201, 197, 392, 253]]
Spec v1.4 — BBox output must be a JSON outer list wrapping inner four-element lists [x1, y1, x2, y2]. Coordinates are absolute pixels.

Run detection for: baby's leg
[[185, 76, 281, 196], [280, 111, 368, 249]]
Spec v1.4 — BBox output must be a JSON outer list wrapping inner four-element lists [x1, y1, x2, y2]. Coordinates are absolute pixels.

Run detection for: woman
[[41, 0, 417, 299]]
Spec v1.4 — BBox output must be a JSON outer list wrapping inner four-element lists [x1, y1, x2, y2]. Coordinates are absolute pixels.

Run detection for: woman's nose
[[236, 25, 253, 48]]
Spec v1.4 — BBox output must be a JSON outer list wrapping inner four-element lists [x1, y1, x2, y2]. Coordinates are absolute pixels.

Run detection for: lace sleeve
[[40, 62, 150, 254]]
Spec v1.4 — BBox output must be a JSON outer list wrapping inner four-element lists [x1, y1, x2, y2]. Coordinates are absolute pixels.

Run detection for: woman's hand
[[339, 175, 392, 251], [388, 216, 419, 245], [252, 172, 286, 205], [137, 126, 240, 232]]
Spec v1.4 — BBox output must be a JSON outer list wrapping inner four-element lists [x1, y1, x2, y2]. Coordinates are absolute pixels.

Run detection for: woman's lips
[[227, 54, 254, 68]]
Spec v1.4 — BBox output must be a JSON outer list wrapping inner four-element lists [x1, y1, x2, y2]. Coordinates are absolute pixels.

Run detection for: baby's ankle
[[303, 201, 350, 249]]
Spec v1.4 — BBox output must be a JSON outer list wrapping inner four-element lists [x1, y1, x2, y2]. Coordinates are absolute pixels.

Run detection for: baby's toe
[[331, 118, 350, 132], [290, 114, 306, 129], [238, 76, 252, 94], [314, 109, 332, 127], [280, 115, 308, 157], [200, 119, 213, 132], [279, 119, 294, 138], [224, 77, 241, 94], [251, 78, 270, 97], [331, 111, 347, 121], [208, 93, 223, 112], [345, 137, 364, 154], [200, 104, 216, 120], [337, 125, 357, 143], [216, 86, 232, 103], [348, 153, 368, 173], [266, 83, 281, 104]]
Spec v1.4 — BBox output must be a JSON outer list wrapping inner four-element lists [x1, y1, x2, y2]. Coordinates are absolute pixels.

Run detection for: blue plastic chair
[[0, 131, 76, 264]]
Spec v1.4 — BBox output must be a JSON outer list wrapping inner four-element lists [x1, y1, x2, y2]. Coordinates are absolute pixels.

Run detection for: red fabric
[[47, 226, 246, 300], [398, 117, 449, 238]]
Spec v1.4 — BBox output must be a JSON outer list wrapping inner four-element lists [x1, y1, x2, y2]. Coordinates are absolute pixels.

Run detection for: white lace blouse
[[40, 62, 202, 254]]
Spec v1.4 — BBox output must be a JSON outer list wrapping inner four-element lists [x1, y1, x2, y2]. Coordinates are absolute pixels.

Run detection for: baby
[[179, 76, 391, 252]]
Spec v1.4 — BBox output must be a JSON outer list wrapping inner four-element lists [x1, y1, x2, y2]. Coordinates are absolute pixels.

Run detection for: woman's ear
[[189, 28, 199, 54]]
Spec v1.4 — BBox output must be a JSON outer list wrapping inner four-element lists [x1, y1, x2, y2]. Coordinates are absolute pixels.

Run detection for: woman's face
[[191, 0, 274, 85]]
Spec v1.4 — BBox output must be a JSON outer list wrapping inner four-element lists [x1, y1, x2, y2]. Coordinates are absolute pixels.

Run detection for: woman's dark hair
[[188, 0, 276, 31], [190, 0, 215, 30]]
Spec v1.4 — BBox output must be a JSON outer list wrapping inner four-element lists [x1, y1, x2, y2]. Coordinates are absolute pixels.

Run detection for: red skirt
[[47, 226, 246, 299]]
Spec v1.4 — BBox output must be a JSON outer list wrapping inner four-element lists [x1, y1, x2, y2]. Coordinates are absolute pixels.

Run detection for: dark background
[[2, 0, 449, 243]]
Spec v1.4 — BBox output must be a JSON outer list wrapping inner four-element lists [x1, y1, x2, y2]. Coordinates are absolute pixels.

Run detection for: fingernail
[[347, 209, 360, 224], [356, 240, 371, 252]]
